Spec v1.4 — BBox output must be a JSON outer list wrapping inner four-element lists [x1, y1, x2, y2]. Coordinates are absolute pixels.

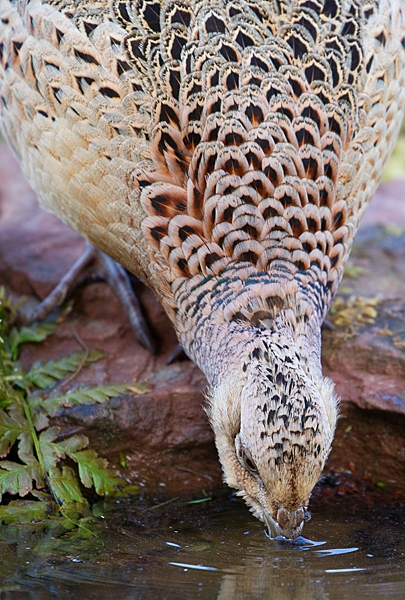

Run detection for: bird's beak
[[263, 506, 310, 540]]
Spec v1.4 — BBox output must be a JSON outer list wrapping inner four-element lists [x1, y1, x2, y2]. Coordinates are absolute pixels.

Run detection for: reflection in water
[[0, 497, 404, 599], [215, 534, 364, 600], [217, 550, 330, 600], [313, 546, 358, 555], [325, 567, 366, 573], [169, 562, 219, 571]]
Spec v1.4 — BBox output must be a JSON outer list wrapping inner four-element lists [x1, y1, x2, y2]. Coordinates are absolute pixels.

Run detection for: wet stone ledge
[[1, 142, 405, 504]]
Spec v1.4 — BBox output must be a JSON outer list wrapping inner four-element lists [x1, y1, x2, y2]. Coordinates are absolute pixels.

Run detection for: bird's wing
[[0, 0, 158, 279], [1, 0, 404, 325], [138, 0, 405, 326]]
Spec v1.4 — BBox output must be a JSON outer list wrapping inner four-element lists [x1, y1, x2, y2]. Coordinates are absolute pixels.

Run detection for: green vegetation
[[329, 295, 379, 329], [0, 288, 143, 524]]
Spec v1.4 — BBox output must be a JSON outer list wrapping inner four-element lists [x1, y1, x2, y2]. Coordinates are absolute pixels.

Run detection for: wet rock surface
[[1, 142, 405, 502]]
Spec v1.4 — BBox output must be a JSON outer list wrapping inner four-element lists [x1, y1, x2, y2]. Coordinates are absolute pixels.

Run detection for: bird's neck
[[174, 263, 325, 387]]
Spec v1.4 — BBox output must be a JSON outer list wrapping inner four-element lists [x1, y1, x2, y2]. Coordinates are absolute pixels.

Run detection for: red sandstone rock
[[1, 142, 405, 501]]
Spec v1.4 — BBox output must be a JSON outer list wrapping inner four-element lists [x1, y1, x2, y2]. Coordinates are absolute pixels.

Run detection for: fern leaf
[[0, 290, 129, 520], [24, 349, 105, 389], [8, 323, 58, 361], [39, 428, 89, 471], [53, 435, 89, 454], [38, 426, 61, 471], [31, 489, 52, 502], [39, 384, 133, 416], [17, 432, 35, 466], [0, 408, 30, 457], [0, 499, 50, 524], [6, 397, 25, 422], [70, 450, 125, 495], [39, 427, 87, 467], [0, 460, 43, 501], [127, 384, 150, 394], [47, 465, 87, 510], [38, 426, 60, 443], [29, 404, 50, 431]]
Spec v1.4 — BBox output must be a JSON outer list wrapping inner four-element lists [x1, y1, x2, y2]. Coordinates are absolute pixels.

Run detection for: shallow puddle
[[0, 494, 404, 599]]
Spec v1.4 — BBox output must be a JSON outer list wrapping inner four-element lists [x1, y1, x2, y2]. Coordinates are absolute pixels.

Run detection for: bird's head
[[206, 343, 338, 540]]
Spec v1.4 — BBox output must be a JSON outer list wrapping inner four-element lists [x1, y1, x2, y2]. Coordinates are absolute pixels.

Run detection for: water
[[1, 495, 404, 599]]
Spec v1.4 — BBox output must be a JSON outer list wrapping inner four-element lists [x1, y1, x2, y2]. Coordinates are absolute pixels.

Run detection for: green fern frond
[[0, 289, 137, 524], [28, 383, 141, 431], [8, 323, 58, 361], [0, 499, 51, 524], [47, 465, 89, 512], [0, 408, 30, 457], [39, 427, 88, 471], [38, 430, 125, 495], [70, 450, 125, 495], [23, 349, 105, 389], [40, 384, 134, 415], [0, 461, 43, 501]]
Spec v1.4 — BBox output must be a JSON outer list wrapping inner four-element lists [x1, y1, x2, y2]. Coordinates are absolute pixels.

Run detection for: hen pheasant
[[1, 0, 404, 539]]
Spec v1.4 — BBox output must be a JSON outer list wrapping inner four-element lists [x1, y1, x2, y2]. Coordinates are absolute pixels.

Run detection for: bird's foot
[[22, 242, 155, 353], [165, 343, 186, 365], [322, 318, 335, 331]]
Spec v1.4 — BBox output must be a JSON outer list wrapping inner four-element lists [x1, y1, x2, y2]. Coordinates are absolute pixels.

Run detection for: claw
[[23, 242, 156, 353]]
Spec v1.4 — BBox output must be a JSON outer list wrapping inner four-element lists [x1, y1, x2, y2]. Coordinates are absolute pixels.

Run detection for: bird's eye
[[235, 435, 258, 474], [237, 444, 258, 474]]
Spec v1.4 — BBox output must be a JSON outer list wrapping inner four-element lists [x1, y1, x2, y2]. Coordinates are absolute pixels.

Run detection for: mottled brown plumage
[[1, 0, 404, 538]]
